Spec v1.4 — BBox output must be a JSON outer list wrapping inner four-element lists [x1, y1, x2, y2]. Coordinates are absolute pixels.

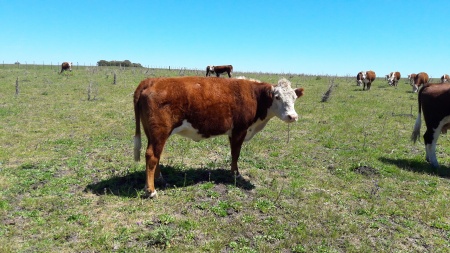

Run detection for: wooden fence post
[[15, 77, 19, 96]]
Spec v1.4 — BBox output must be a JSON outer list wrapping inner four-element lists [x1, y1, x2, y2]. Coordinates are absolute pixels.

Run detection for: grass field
[[1, 65, 450, 252]]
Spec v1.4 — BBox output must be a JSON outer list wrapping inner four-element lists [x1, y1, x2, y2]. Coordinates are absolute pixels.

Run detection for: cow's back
[[414, 72, 429, 87], [366, 70, 376, 81]]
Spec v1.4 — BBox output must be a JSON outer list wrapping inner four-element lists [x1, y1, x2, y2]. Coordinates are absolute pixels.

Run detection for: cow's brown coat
[[133, 76, 304, 197]]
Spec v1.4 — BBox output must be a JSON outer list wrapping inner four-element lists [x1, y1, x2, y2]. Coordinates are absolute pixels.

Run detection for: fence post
[[15, 77, 19, 96], [113, 72, 117, 85]]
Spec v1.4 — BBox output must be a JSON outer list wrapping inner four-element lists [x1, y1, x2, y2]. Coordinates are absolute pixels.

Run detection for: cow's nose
[[288, 114, 298, 122]]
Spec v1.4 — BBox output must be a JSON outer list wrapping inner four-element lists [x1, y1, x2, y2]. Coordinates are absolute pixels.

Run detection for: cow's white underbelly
[[171, 118, 272, 142]]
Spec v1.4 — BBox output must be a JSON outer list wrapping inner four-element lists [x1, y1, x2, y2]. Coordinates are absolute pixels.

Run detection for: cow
[[60, 62, 72, 74], [356, 71, 376, 90], [412, 72, 429, 92], [133, 76, 304, 198], [206, 65, 233, 78], [388, 71, 401, 86], [408, 73, 417, 85], [441, 74, 449, 83], [411, 83, 450, 168]]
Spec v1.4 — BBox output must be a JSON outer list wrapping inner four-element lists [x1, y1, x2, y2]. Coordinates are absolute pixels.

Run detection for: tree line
[[97, 60, 142, 67]]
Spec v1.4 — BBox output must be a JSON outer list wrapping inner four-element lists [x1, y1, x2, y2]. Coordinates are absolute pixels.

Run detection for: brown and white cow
[[411, 83, 450, 168], [206, 65, 233, 78], [133, 76, 304, 197], [388, 71, 401, 86], [356, 71, 376, 90], [408, 73, 417, 85], [412, 72, 429, 92], [60, 62, 72, 74], [441, 74, 449, 83]]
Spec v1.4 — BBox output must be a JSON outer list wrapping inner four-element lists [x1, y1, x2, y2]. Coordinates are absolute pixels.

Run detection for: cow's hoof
[[143, 189, 158, 198]]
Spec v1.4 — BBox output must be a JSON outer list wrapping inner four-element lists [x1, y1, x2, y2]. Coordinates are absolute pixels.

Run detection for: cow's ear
[[295, 88, 304, 98]]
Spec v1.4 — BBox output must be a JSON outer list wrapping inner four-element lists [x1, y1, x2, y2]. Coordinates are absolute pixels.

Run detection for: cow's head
[[388, 73, 396, 86], [356, 71, 366, 86], [69, 62, 73, 71], [270, 78, 303, 123]]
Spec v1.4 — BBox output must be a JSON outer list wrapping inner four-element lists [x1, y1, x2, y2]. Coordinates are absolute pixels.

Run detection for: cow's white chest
[[244, 118, 271, 141]]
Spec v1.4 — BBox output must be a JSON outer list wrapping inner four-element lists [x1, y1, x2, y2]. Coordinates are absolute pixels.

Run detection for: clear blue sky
[[1, 0, 449, 77]]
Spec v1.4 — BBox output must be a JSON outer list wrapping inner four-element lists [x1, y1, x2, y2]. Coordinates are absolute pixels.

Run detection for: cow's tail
[[411, 88, 423, 143], [134, 90, 142, 162]]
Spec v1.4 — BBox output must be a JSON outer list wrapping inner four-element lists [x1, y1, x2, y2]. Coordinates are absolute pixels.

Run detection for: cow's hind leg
[[424, 127, 439, 168], [229, 132, 246, 178], [144, 137, 168, 198]]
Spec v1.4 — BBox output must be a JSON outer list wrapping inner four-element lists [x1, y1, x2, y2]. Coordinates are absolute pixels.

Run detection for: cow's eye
[[275, 95, 280, 100]]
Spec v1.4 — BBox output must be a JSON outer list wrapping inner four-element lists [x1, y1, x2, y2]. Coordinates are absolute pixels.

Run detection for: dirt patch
[[353, 166, 379, 177]]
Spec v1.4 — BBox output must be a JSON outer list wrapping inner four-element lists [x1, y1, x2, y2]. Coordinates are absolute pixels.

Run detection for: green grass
[[1, 65, 450, 252]]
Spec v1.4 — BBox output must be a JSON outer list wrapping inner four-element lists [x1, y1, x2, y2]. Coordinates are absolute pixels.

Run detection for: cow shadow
[[85, 165, 255, 198], [378, 157, 450, 178]]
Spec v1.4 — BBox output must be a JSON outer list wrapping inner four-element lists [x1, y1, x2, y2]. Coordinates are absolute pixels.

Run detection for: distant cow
[[411, 83, 450, 167], [388, 71, 401, 86], [133, 76, 304, 197], [60, 62, 72, 74], [408, 73, 417, 85], [206, 65, 233, 78], [412, 72, 429, 92], [357, 70, 376, 90], [441, 74, 449, 83]]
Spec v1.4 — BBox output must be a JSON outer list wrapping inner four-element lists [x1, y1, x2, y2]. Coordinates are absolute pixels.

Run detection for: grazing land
[[1, 65, 450, 252]]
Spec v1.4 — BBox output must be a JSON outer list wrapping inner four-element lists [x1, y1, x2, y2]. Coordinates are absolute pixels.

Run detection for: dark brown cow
[[411, 83, 450, 168], [206, 65, 233, 78], [441, 74, 449, 83], [60, 62, 72, 74], [134, 76, 304, 197], [408, 73, 417, 85], [356, 70, 376, 90], [412, 72, 429, 92], [388, 71, 401, 86]]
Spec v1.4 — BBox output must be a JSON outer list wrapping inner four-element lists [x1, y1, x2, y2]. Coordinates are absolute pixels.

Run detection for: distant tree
[[97, 60, 142, 67]]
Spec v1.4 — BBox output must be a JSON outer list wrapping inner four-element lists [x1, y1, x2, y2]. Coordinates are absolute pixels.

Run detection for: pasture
[[1, 65, 450, 252]]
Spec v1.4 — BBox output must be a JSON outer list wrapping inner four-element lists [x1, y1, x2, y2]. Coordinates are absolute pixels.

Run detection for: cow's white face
[[270, 78, 302, 123], [68, 62, 73, 71], [209, 66, 214, 72], [388, 74, 395, 85]]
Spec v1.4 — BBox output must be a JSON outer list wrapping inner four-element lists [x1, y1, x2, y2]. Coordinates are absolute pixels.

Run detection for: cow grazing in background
[[356, 71, 364, 86], [60, 62, 72, 74], [412, 72, 429, 92], [388, 71, 401, 86], [357, 71, 376, 90], [441, 74, 449, 83], [206, 65, 233, 78], [411, 83, 450, 168], [133, 76, 304, 197], [408, 73, 417, 85]]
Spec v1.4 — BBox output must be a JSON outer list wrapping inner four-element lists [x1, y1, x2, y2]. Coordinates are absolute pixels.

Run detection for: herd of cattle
[[58, 61, 450, 197], [356, 70, 450, 93]]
